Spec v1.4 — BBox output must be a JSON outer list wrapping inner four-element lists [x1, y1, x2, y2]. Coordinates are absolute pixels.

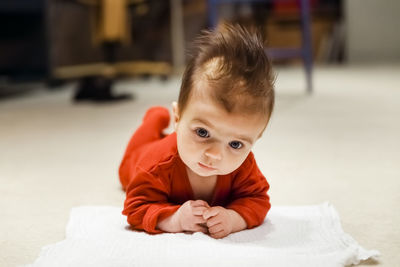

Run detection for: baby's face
[[174, 94, 267, 178]]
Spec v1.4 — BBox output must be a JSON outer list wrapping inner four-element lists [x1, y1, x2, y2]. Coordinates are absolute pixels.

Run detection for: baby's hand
[[203, 206, 234, 239], [176, 200, 209, 233]]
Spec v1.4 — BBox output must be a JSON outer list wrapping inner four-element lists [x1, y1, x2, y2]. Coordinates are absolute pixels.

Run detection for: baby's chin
[[191, 166, 232, 178]]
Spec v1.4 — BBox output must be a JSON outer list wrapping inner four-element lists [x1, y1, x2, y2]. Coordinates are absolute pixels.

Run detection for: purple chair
[[207, 0, 313, 93]]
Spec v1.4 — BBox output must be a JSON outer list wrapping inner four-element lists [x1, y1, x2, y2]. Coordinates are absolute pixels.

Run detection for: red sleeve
[[122, 168, 180, 234], [226, 153, 270, 229]]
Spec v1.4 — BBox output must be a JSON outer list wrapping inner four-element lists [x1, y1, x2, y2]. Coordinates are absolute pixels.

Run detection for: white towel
[[27, 203, 379, 267]]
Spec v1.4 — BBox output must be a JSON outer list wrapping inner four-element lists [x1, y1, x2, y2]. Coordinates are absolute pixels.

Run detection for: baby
[[119, 23, 275, 239]]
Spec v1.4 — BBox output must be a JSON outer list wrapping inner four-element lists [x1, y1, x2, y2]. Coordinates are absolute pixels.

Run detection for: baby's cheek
[[179, 133, 195, 152], [187, 139, 203, 155], [221, 158, 238, 174], [229, 153, 249, 172]]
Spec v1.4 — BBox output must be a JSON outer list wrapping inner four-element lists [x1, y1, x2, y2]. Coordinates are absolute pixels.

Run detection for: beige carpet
[[1, 65, 399, 266]]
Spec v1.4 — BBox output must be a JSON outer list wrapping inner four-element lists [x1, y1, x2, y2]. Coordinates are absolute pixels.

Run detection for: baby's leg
[[119, 106, 170, 189], [126, 106, 170, 150]]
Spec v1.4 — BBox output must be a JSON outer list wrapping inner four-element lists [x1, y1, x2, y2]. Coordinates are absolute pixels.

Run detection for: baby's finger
[[203, 207, 219, 220], [191, 200, 210, 208], [210, 230, 227, 239], [191, 224, 208, 234], [192, 206, 208, 216], [208, 223, 224, 235], [194, 215, 207, 224], [206, 215, 220, 228]]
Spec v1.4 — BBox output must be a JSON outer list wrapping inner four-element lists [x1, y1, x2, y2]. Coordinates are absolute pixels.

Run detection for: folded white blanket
[[27, 203, 379, 267]]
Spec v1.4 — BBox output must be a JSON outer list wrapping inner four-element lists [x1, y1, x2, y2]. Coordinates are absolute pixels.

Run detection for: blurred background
[[1, 0, 398, 98], [1, 0, 399, 266], [1, 0, 400, 95]]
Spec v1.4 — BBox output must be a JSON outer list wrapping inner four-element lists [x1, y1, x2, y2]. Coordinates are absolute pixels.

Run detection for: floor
[[1, 65, 399, 266]]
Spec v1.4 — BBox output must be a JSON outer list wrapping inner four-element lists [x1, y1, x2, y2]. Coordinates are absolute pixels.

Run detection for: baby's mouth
[[198, 162, 217, 171]]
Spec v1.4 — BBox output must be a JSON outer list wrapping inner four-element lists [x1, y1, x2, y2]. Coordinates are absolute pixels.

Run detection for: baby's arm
[[157, 200, 209, 233], [123, 169, 210, 234], [123, 170, 181, 234], [226, 153, 271, 230]]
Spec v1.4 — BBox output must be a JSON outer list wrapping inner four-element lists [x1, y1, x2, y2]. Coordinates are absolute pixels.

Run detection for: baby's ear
[[172, 101, 180, 129]]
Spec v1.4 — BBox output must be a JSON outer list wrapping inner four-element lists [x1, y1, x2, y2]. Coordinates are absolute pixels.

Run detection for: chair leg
[[300, 0, 313, 94], [207, 0, 313, 93], [208, 0, 219, 29]]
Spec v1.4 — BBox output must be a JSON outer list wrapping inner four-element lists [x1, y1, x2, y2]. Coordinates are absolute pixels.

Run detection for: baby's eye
[[196, 128, 209, 138], [229, 141, 243, 149]]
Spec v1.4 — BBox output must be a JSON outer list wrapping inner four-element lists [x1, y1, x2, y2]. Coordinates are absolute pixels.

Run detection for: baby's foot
[[143, 106, 170, 136]]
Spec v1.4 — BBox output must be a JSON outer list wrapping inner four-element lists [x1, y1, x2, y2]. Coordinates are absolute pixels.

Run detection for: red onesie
[[119, 107, 270, 234]]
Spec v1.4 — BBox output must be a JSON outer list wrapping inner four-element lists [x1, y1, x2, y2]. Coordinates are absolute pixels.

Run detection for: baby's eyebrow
[[191, 118, 253, 145], [236, 135, 253, 145], [191, 118, 214, 128]]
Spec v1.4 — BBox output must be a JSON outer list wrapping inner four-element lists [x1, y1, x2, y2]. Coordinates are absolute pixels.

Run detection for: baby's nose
[[204, 145, 222, 161]]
